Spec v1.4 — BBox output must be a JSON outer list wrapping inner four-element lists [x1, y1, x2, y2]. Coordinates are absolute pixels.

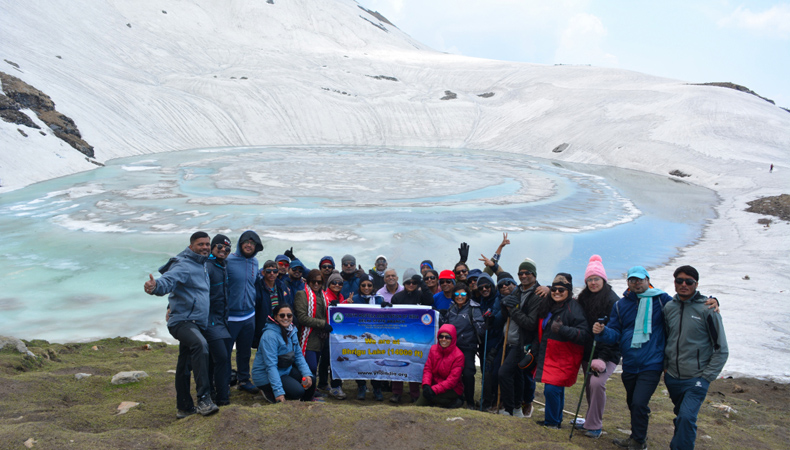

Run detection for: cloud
[[718, 4, 790, 39], [554, 13, 618, 67]]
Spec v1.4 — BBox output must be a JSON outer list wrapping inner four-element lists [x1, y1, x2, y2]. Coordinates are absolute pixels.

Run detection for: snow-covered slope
[[1, 0, 789, 380]]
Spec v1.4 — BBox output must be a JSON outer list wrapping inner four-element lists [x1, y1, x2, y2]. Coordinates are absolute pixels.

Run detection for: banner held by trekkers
[[328, 305, 438, 382]]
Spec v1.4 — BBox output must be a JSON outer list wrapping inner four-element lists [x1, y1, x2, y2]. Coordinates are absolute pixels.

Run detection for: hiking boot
[[536, 420, 561, 429], [357, 385, 367, 401], [176, 407, 196, 419], [237, 382, 260, 394], [329, 386, 347, 400], [613, 437, 647, 449], [195, 397, 219, 416], [450, 398, 464, 409], [584, 429, 602, 438], [389, 394, 401, 403], [522, 402, 533, 418], [373, 388, 384, 401]]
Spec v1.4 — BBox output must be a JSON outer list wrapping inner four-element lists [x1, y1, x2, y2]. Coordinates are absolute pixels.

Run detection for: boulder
[[111, 371, 149, 385], [0, 335, 36, 357], [75, 373, 92, 380]]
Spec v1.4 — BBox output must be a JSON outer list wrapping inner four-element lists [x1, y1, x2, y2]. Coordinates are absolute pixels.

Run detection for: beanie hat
[[584, 255, 607, 282], [211, 234, 231, 249], [327, 271, 343, 286], [518, 258, 537, 277], [403, 268, 417, 280], [420, 260, 434, 269], [552, 273, 573, 292], [439, 270, 456, 282], [496, 271, 517, 287], [341, 254, 356, 266]]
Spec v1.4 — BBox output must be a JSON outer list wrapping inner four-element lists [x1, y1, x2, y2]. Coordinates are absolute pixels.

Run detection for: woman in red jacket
[[533, 273, 590, 429], [416, 324, 465, 408]]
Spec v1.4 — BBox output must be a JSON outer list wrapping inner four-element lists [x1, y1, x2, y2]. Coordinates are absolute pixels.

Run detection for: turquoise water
[[0, 146, 716, 342]]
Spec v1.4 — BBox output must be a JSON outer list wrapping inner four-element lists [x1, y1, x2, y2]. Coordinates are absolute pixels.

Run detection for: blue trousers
[[665, 374, 710, 450], [226, 317, 255, 383], [543, 383, 565, 426], [621, 370, 662, 443]]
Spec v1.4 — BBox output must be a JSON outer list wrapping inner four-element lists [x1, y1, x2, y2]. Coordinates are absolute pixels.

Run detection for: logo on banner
[[333, 312, 345, 323], [421, 313, 433, 325]]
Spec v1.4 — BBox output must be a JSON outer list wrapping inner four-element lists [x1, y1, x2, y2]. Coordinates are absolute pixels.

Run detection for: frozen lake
[[0, 146, 717, 343]]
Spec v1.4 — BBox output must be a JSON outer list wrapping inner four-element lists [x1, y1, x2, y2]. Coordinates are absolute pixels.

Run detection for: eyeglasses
[[329, 281, 343, 286], [454, 292, 467, 297], [320, 264, 334, 270], [437, 334, 452, 341], [264, 269, 278, 274], [214, 244, 231, 252], [403, 280, 417, 286], [549, 286, 567, 294], [518, 270, 533, 277], [627, 277, 644, 284], [424, 276, 437, 281], [277, 313, 293, 319], [439, 279, 454, 285], [242, 239, 255, 246], [674, 278, 696, 286], [277, 261, 290, 267], [456, 269, 468, 274]]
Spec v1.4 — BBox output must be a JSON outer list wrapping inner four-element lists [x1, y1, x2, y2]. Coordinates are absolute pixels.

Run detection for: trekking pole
[[495, 317, 510, 412], [570, 318, 604, 440], [479, 328, 488, 411]]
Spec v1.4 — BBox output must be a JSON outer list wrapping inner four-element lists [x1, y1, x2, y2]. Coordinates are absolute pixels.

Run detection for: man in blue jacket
[[144, 231, 218, 418], [225, 230, 263, 394]]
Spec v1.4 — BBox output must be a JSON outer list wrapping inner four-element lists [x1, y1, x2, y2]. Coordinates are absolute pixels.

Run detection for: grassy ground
[[1, 338, 786, 449]]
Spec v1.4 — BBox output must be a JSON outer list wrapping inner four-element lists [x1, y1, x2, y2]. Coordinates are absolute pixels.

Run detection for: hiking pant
[[581, 360, 618, 430], [169, 321, 210, 411], [392, 381, 420, 400], [497, 345, 523, 413], [226, 317, 255, 384], [207, 337, 231, 404], [461, 347, 477, 406], [416, 389, 460, 408], [665, 374, 710, 450], [543, 383, 565, 426], [621, 370, 662, 444], [261, 368, 316, 401]]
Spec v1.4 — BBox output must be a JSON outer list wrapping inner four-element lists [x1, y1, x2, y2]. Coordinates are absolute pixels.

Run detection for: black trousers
[[169, 321, 210, 410], [497, 345, 523, 413], [460, 347, 477, 406], [621, 370, 662, 443]]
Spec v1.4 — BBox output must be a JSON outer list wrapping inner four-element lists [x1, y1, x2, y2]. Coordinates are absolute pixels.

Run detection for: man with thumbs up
[[144, 231, 218, 418]]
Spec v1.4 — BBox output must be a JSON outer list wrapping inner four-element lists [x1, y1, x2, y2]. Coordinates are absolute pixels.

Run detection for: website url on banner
[[358, 371, 408, 378]]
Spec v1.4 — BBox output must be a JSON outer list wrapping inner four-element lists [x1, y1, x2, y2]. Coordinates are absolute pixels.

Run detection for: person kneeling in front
[[416, 324, 464, 408]]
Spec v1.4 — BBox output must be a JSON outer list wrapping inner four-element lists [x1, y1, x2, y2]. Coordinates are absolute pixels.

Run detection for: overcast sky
[[360, 0, 790, 109]]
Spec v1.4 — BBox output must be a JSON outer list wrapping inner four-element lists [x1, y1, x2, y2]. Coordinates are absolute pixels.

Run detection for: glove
[[483, 310, 495, 328], [411, 274, 422, 284], [329, 300, 339, 307], [323, 324, 333, 332], [422, 385, 436, 401], [502, 295, 519, 309], [590, 359, 606, 374], [550, 318, 563, 334], [380, 301, 393, 308], [458, 242, 469, 263], [284, 247, 296, 260]]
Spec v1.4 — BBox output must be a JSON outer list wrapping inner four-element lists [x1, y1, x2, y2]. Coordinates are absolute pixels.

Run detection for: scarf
[[298, 287, 318, 355], [631, 288, 665, 348]]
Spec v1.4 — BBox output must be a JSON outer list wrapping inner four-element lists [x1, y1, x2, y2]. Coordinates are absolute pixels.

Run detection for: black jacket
[[203, 255, 230, 342]]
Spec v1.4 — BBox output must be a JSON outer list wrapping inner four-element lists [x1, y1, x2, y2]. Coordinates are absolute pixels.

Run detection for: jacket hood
[[319, 255, 335, 267], [437, 324, 459, 355], [236, 230, 263, 257]]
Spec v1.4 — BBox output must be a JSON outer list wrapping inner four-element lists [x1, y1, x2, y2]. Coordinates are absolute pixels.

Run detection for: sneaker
[[498, 409, 513, 416], [195, 397, 219, 416], [237, 382, 260, 394], [176, 407, 196, 419], [512, 407, 525, 418], [357, 385, 367, 401], [535, 420, 561, 429], [329, 386, 347, 400], [373, 388, 384, 401], [313, 391, 325, 398], [522, 402, 533, 418], [317, 384, 329, 392], [584, 429, 602, 438], [389, 394, 401, 403], [260, 389, 276, 404], [613, 437, 647, 449]]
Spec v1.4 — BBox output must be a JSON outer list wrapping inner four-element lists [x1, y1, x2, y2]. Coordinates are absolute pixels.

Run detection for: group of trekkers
[[144, 231, 728, 450]]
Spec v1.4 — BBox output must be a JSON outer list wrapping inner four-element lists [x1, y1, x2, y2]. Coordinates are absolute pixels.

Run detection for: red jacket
[[534, 299, 590, 387], [422, 324, 465, 396]]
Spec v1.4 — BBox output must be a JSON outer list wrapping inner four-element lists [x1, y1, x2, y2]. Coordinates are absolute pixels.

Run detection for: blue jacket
[[226, 231, 261, 317], [254, 277, 293, 347], [596, 288, 672, 374], [252, 321, 312, 397], [477, 274, 504, 351], [153, 247, 210, 329], [433, 291, 453, 311], [340, 271, 362, 300], [203, 254, 230, 341]]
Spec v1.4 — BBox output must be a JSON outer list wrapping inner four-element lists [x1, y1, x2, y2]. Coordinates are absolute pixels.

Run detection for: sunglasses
[[320, 264, 334, 269], [456, 269, 468, 274], [518, 270, 533, 276], [214, 244, 231, 252], [675, 277, 696, 286], [480, 285, 492, 290], [309, 279, 323, 285], [454, 292, 467, 297], [549, 286, 567, 294], [264, 269, 278, 274], [342, 262, 355, 267], [277, 261, 290, 267], [403, 280, 417, 286], [437, 334, 452, 341], [499, 281, 515, 287], [329, 281, 343, 286], [360, 283, 373, 289], [439, 279, 454, 285], [424, 276, 437, 281], [291, 267, 303, 272], [277, 313, 293, 319]]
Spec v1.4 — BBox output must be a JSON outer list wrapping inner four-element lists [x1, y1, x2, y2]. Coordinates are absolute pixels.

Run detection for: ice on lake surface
[[0, 146, 716, 342]]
